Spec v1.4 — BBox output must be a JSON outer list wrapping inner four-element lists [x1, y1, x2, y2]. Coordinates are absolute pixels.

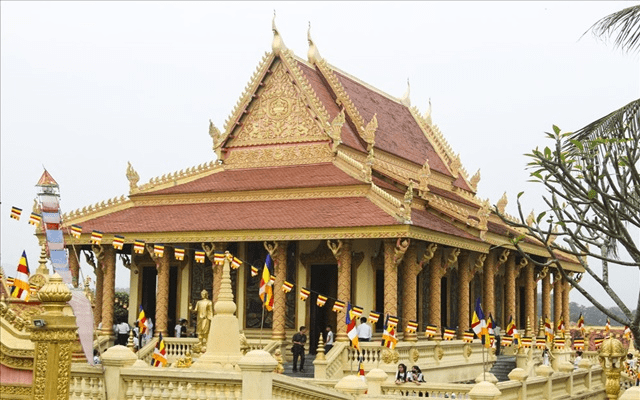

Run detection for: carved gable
[[226, 60, 327, 148]]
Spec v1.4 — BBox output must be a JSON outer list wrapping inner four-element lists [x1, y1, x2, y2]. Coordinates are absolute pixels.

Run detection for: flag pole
[[259, 304, 265, 347], [482, 342, 486, 381]]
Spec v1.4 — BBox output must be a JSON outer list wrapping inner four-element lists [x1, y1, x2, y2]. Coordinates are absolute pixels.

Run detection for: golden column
[[553, 271, 563, 333], [428, 247, 444, 338], [148, 245, 171, 337], [67, 246, 80, 288], [457, 251, 471, 338], [329, 240, 352, 342], [203, 242, 227, 304], [91, 255, 104, 328], [542, 270, 551, 321], [383, 239, 398, 318], [562, 275, 571, 331], [505, 253, 516, 322], [95, 245, 116, 336], [266, 241, 287, 341], [483, 250, 496, 318], [30, 273, 77, 400], [401, 242, 420, 341], [524, 260, 535, 336]]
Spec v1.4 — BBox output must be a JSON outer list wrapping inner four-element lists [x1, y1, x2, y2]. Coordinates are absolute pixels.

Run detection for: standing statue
[[189, 290, 213, 349]]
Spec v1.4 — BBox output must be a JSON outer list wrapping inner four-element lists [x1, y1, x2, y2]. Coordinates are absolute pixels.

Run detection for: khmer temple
[[4, 19, 622, 400]]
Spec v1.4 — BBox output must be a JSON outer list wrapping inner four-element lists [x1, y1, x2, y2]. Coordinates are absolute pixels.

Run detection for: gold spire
[[400, 78, 411, 107], [470, 169, 481, 191], [496, 192, 508, 214], [307, 22, 322, 64], [272, 11, 286, 56], [425, 98, 432, 126]]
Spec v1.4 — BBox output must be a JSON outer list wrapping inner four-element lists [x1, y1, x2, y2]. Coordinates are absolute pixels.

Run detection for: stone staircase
[[489, 354, 516, 382], [283, 353, 316, 378]]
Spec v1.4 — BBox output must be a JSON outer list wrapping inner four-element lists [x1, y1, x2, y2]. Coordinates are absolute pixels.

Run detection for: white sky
[[1, 1, 638, 311]]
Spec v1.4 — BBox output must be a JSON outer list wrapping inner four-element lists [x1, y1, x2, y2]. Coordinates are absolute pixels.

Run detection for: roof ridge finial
[[425, 98, 433, 126], [400, 78, 411, 107], [307, 21, 322, 64], [272, 10, 286, 56]]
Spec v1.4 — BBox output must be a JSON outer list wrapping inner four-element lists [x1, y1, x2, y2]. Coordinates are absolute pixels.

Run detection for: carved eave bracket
[[393, 238, 410, 267], [495, 249, 510, 276], [327, 109, 345, 154], [126, 161, 140, 194], [516, 257, 528, 278], [362, 114, 377, 151], [327, 239, 343, 260], [472, 253, 487, 275], [420, 243, 438, 267], [443, 247, 461, 270]]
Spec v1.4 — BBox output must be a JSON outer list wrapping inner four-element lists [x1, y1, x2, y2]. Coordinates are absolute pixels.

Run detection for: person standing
[[325, 325, 334, 354], [292, 326, 308, 372], [357, 317, 372, 342], [174, 320, 183, 338], [116, 320, 130, 346]]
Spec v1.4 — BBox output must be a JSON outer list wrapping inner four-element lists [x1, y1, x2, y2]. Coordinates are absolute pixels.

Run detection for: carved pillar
[[204, 242, 227, 304], [94, 262, 104, 328], [524, 261, 535, 336], [268, 241, 288, 341], [99, 245, 116, 336], [68, 246, 80, 288], [553, 272, 563, 333], [329, 240, 352, 342], [542, 272, 551, 321], [483, 251, 496, 318], [563, 276, 571, 332], [402, 243, 420, 341], [383, 239, 398, 317], [428, 248, 443, 338], [457, 251, 481, 338], [30, 274, 77, 400], [154, 247, 171, 337], [505, 253, 517, 322]]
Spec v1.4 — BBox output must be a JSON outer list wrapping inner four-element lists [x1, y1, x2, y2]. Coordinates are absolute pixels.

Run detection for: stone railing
[[69, 363, 106, 400], [314, 341, 348, 379], [136, 337, 199, 365], [381, 382, 473, 398], [272, 374, 351, 400]]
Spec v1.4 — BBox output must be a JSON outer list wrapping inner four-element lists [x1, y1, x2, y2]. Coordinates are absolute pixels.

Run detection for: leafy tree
[[114, 291, 129, 324], [499, 5, 640, 349]]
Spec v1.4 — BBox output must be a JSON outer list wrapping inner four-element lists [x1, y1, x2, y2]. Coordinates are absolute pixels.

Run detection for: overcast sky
[[1, 2, 638, 311]]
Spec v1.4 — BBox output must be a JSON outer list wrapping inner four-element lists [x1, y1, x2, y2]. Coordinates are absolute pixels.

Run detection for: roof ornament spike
[[469, 169, 481, 191], [400, 78, 411, 107], [307, 22, 322, 64], [126, 161, 140, 193], [425, 98, 433, 126], [209, 119, 223, 160], [272, 10, 286, 56]]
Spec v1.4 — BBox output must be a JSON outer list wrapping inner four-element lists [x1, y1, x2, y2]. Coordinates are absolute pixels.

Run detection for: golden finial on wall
[[272, 11, 286, 56], [307, 22, 322, 64], [400, 78, 411, 107], [126, 162, 139, 192]]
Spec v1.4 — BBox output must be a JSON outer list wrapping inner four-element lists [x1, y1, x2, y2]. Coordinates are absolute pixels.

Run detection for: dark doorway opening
[[309, 264, 337, 355], [168, 266, 178, 336], [441, 276, 448, 329], [141, 266, 157, 324]]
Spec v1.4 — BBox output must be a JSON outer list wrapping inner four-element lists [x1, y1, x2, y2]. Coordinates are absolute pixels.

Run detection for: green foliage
[[114, 291, 129, 324]]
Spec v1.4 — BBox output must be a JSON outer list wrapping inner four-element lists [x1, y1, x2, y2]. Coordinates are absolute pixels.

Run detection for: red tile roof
[[76, 197, 400, 233], [428, 186, 478, 208], [412, 209, 482, 242], [146, 163, 362, 195]]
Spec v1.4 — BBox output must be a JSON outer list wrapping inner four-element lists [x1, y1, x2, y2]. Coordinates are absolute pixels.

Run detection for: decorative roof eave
[[62, 195, 134, 226], [366, 181, 411, 224], [132, 161, 224, 195]]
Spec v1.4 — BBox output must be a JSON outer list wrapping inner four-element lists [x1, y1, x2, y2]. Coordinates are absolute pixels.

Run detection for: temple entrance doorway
[[141, 266, 157, 326], [309, 264, 337, 355]]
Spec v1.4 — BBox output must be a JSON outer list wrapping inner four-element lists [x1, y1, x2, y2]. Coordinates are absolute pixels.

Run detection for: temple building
[[56, 21, 582, 351]]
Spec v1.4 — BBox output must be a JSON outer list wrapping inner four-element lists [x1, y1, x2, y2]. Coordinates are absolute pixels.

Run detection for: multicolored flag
[[10, 251, 30, 301], [443, 328, 455, 340], [134, 240, 145, 254], [138, 306, 148, 335], [28, 212, 42, 226], [268, 275, 276, 285], [351, 306, 363, 318], [153, 244, 165, 258], [471, 298, 489, 347], [90, 230, 103, 245], [554, 337, 565, 349], [194, 250, 205, 263], [299, 287, 310, 301], [251, 265, 259, 277], [573, 338, 585, 350], [346, 302, 360, 350], [332, 300, 345, 313], [463, 331, 475, 343], [231, 256, 242, 269], [557, 316, 565, 333], [359, 360, 365, 381], [536, 337, 546, 349], [594, 337, 604, 349], [282, 281, 294, 293], [213, 252, 225, 266], [367, 311, 380, 324], [406, 320, 418, 333], [174, 246, 185, 261], [487, 314, 495, 336], [259, 254, 274, 311], [545, 316, 554, 342], [10, 206, 22, 220], [113, 235, 125, 250], [388, 316, 399, 328], [71, 224, 83, 238], [381, 314, 398, 349], [425, 325, 438, 338], [577, 313, 585, 334], [521, 337, 533, 348], [501, 335, 513, 346], [151, 333, 167, 367], [316, 295, 328, 307]]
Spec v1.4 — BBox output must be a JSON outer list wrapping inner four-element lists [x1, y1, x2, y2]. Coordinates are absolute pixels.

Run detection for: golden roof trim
[[334, 149, 370, 183], [62, 195, 133, 225], [134, 161, 223, 194], [367, 181, 410, 223]]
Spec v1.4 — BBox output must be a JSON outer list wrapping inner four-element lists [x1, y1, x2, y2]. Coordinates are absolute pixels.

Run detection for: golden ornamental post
[[599, 336, 626, 400], [29, 273, 77, 400]]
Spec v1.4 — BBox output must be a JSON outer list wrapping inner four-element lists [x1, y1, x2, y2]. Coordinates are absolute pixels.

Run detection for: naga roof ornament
[[449, 153, 461, 178], [418, 159, 431, 196], [362, 114, 378, 151], [328, 109, 345, 153], [307, 22, 322, 64], [526, 210, 535, 227], [399, 78, 411, 107], [425, 98, 433, 126], [209, 119, 223, 159], [496, 192, 508, 214], [469, 169, 481, 192], [272, 11, 286, 56], [126, 161, 140, 192]]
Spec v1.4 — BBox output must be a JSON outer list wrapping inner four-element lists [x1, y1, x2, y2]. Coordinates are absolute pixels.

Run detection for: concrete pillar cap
[[558, 361, 574, 373], [508, 368, 528, 381], [101, 345, 138, 365], [535, 364, 555, 377], [365, 368, 388, 381], [475, 372, 498, 383], [335, 375, 368, 394], [619, 386, 640, 400], [469, 381, 502, 397], [238, 350, 277, 372]]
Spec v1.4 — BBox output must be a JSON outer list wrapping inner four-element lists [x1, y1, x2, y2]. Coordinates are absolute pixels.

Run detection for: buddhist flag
[[317, 295, 328, 307], [71, 224, 83, 238], [90, 230, 103, 245], [299, 287, 310, 301], [28, 212, 42, 226], [521, 337, 533, 348], [281, 281, 294, 293], [605, 318, 611, 334], [194, 250, 205, 264], [213, 252, 225, 266], [536, 337, 546, 349], [269, 275, 276, 285], [406, 320, 418, 333], [443, 328, 455, 340], [506, 316, 516, 337], [388, 315, 399, 328], [10, 251, 30, 301], [174, 246, 185, 261], [153, 244, 165, 258], [557, 316, 565, 333], [367, 311, 380, 324], [151, 333, 167, 367], [113, 235, 125, 250], [359, 360, 365, 382], [472, 298, 489, 347], [544, 316, 554, 341], [134, 240, 145, 254], [10, 206, 22, 220], [573, 338, 585, 350], [332, 300, 346, 313], [501, 335, 513, 346], [251, 265, 259, 277], [231, 256, 242, 269], [577, 313, 585, 334], [624, 325, 632, 340], [351, 306, 363, 318], [594, 337, 604, 349], [425, 325, 438, 338], [138, 306, 148, 335], [346, 302, 359, 350], [463, 331, 474, 343], [487, 314, 495, 335], [259, 254, 274, 311], [554, 337, 565, 349], [381, 314, 397, 349]]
